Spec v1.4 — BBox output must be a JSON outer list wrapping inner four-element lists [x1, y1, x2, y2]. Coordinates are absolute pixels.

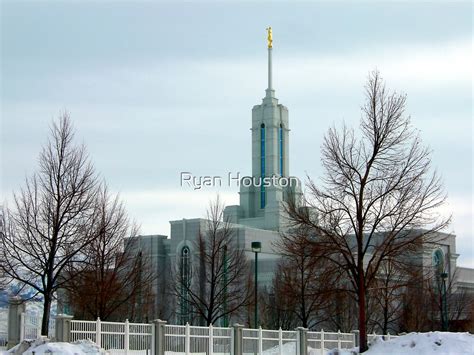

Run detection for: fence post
[[36, 317, 41, 339], [96, 317, 101, 348], [278, 327, 282, 355], [152, 319, 167, 355], [337, 330, 341, 350], [320, 329, 324, 355], [54, 314, 73, 343], [351, 330, 359, 349], [387, 331, 391, 341], [258, 327, 263, 355], [232, 323, 244, 355], [125, 319, 130, 355], [20, 313, 25, 342], [185, 322, 190, 355], [209, 324, 214, 355], [296, 327, 307, 355], [7, 296, 25, 349]]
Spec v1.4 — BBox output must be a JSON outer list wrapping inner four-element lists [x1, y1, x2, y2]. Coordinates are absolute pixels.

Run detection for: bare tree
[[273, 227, 339, 329], [367, 257, 419, 334], [65, 185, 155, 321], [287, 71, 449, 351], [260, 282, 298, 330], [0, 114, 99, 335], [446, 285, 474, 331], [175, 197, 252, 326], [322, 286, 358, 332], [398, 255, 473, 333]]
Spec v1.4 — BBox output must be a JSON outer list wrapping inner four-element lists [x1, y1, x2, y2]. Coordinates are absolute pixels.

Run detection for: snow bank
[[327, 332, 474, 355], [364, 332, 474, 355], [262, 341, 297, 355], [4, 338, 106, 354]]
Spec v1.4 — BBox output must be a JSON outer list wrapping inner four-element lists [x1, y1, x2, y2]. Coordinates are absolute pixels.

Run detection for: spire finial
[[265, 27, 274, 97], [266, 27, 273, 49]]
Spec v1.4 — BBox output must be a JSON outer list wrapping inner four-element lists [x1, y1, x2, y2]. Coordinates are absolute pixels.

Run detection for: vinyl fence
[[69, 320, 387, 355], [242, 327, 297, 355], [164, 324, 232, 355], [20, 312, 56, 340], [70, 318, 152, 354], [55, 318, 400, 355]]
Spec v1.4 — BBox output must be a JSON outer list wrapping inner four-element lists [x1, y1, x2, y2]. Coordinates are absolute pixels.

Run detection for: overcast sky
[[1, 1, 472, 266]]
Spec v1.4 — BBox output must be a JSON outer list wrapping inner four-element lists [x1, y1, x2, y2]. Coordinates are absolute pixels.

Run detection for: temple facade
[[126, 31, 474, 329]]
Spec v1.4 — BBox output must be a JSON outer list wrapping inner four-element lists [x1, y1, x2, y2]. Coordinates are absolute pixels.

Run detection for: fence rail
[[242, 327, 297, 355], [20, 313, 55, 341], [307, 329, 355, 355], [53, 318, 400, 355], [164, 323, 232, 355], [70, 318, 152, 353]]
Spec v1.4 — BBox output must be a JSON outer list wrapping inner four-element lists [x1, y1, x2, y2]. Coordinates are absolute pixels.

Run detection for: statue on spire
[[266, 27, 272, 48]]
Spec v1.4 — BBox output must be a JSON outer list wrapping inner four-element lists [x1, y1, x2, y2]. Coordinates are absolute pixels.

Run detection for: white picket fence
[[20, 313, 56, 340], [242, 327, 297, 355], [70, 318, 152, 354], [68, 319, 399, 355], [0, 332, 7, 350], [307, 329, 355, 354], [164, 324, 232, 354]]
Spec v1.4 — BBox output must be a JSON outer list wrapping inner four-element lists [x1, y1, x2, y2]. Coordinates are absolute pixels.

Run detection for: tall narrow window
[[279, 124, 284, 176], [180, 246, 190, 324], [260, 123, 266, 208]]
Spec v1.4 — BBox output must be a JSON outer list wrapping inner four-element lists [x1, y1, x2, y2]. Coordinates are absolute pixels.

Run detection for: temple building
[[126, 29, 474, 329]]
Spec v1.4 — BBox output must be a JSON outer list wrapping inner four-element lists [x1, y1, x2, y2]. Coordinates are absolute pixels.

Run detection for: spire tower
[[266, 27, 274, 98], [223, 27, 302, 232]]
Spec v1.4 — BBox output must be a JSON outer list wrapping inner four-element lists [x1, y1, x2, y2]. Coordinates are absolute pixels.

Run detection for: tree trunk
[[383, 298, 389, 335], [41, 293, 52, 336], [358, 269, 368, 352]]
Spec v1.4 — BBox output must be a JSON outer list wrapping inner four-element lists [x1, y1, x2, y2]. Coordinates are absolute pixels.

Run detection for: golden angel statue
[[266, 27, 273, 48]]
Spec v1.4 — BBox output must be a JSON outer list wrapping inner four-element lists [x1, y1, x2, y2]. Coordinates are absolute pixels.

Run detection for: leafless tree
[[0, 113, 100, 335], [287, 71, 449, 351], [174, 197, 252, 326], [446, 286, 474, 331], [399, 257, 473, 333], [366, 257, 419, 334], [322, 286, 358, 332], [273, 226, 339, 329], [260, 282, 298, 330], [65, 185, 156, 321], [0, 207, 11, 291]]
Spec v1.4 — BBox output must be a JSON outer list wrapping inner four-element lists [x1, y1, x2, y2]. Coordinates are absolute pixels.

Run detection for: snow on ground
[[364, 332, 474, 355], [3, 338, 106, 355], [262, 341, 297, 355], [1, 332, 472, 354], [327, 331, 474, 355]]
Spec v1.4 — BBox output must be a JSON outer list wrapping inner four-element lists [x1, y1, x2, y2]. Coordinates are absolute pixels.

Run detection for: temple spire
[[265, 27, 275, 98]]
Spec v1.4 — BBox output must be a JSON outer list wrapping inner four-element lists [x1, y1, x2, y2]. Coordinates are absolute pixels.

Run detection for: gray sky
[[1, 1, 472, 266]]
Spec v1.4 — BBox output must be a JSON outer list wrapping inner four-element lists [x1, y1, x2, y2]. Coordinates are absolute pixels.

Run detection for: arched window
[[260, 123, 266, 208], [279, 123, 284, 176], [433, 249, 444, 274], [432, 248, 446, 292]]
